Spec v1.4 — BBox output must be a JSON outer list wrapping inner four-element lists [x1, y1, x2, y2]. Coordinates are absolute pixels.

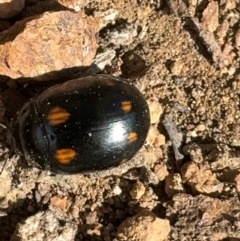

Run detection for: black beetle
[[16, 75, 150, 174]]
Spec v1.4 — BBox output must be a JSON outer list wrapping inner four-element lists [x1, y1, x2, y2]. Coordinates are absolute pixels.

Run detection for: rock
[[235, 174, 240, 192], [0, 11, 98, 79], [201, 1, 219, 32], [170, 60, 184, 75], [11, 211, 77, 241], [50, 196, 71, 212], [181, 161, 224, 196], [148, 100, 163, 124], [165, 173, 185, 197], [104, 23, 138, 47], [146, 126, 165, 147], [0, 170, 11, 199], [85, 211, 98, 225], [0, 0, 25, 19], [182, 143, 203, 163], [130, 181, 146, 200], [113, 185, 122, 195], [216, 20, 229, 45], [235, 29, 240, 47], [117, 209, 170, 241], [153, 163, 169, 181]]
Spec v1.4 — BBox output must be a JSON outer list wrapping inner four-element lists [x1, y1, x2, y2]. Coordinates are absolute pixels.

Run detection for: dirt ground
[[0, 0, 240, 240]]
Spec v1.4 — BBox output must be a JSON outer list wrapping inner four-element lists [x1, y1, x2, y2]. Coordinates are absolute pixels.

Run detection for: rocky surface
[[0, 0, 240, 240]]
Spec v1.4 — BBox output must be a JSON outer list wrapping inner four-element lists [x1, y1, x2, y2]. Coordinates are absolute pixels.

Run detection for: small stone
[[130, 181, 146, 200], [105, 23, 138, 47], [113, 185, 122, 195], [148, 101, 163, 124], [196, 124, 206, 132], [0, 0, 25, 19], [86, 211, 98, 225], [183, 143, 203, 163], [117, 209, 170, 241], [201, 1, 219, 32], [155, 133, 166, 147], [181, 161, 223, 196], [50, 196, 71, 212], [0, 170, 11, 199], [165, 173, 185, 197], [216, 20, 229, 45], [146, 126, 165, 147], [224, 0, 236, 10], [12, 211, 77, 240], [146, 126, 158, 145], [86, 223, 102, 236], [153, 164, 169, 181], [170, 60, 184, 75], [94, 9, 119, 29], [222, 95, 230, 102], [235, 174, 240, 192], [235, 29, 240, 47]]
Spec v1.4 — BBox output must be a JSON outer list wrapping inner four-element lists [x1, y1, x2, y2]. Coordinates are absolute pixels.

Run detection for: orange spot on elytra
[[127, 132, 138, 142], [48, 106, 70, 125], [55, 148, 77, 165], [121, 101, 132, 113]]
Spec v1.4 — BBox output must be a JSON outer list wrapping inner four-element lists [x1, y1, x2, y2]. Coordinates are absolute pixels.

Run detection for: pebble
[[153, 164, 169, 181], [235, 29, 240, 47], [117, 209, 170, 241], [201, 1, 219, 32], [148, 101, 163, 124], [165, 173, 185, 198], [113, 185, 122, 195], [170, 60, 184, 75], [11, 211, 77, 241], [130, 181, 146, 200]]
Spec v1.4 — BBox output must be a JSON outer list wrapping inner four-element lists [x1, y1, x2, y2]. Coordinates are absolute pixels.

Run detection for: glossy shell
[[17, 75, 150, 174]]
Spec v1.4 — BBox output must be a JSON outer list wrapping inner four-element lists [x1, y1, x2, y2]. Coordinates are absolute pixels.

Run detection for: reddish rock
[[117, 209, 170, 241], [0, 11, 98, 79], [181, 161, 223, 196], [0, 0, 25, 19]]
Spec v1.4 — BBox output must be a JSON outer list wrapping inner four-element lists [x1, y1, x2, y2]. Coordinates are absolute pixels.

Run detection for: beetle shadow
[[0, 62, 102, 114]]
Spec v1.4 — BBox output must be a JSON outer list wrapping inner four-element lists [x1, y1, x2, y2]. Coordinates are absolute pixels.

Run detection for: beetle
[[16, 75, 150, 174]]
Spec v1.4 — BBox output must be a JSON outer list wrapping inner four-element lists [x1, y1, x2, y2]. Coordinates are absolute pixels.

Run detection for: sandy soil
[[0, 0, 240, 240]]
